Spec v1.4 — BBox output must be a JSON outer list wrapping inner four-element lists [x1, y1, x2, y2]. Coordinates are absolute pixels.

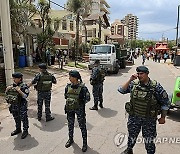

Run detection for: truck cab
[[88, 44, 127, 73]]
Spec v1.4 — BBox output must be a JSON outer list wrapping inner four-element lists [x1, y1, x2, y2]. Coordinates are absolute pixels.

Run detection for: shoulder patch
[[25, 88, 29, 93], [162, 91, 168, 98]]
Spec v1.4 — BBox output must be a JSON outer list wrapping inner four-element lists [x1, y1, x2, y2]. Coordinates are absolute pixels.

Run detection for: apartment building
[[110, 19, 128, 44], [121, 14, 138, 40], [82, 0, 111, 43], [32, 10, 82, 50]]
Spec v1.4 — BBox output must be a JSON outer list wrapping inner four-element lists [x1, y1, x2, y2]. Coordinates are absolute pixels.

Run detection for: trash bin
[[51, 55, 55, 65], [19, 48, 26, 68], [26, 55, 33, 67], [19, 55, 26, 68]]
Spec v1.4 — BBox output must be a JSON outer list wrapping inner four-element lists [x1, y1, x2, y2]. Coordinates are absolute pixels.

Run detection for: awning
[[155, 44, 169, 50]]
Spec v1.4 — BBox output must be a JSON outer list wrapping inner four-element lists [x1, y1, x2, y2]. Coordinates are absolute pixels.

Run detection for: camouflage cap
[[38, 63, 47, 69], [136, 66, 149, 73], [12, 72, 23, 78]]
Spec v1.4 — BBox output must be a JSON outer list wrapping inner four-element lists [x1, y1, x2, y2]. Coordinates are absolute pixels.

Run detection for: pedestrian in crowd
[[64, 70, 90, 152], [142, 53, 146, 65], [154, 53, 157, 62], [163, 52, 168, 63], [157, 53, 161, 63], [89, 60, 105, 110], [63, 49, 68, 62], [118, 66, 170, 154], [28, 63, 57, 122], [46, 48, 51, 66], [171, 51, 175, 63], [5, 72, 30, 139]]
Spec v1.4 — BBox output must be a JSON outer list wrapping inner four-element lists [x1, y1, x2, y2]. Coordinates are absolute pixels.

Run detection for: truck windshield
[[91, 46, 111, 54]]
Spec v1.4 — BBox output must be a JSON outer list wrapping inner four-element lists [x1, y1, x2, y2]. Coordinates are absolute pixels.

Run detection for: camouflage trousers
[[66, 106, 87, 143], [127, 115, 157, 154], [9, 101, 29, 131], [92, 83, 103, 106], [37, 91, 52, 119]]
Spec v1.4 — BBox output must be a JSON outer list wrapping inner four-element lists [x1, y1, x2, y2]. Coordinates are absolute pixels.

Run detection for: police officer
[[89, 60, 105, 110], [118, 66, 170, 154], [28, 63, 57, 122], [64, 70, 90, 152], [5, 72, 29, 139]]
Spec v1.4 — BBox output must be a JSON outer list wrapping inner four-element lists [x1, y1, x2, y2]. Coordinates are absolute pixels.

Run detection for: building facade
[[121, 14, 138, 40], [82, 0, 111, 44], [110, 19, 128, 44]]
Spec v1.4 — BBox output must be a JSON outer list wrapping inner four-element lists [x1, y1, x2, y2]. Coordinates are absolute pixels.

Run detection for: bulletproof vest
[[36, 72, 52, 91], [91, 67, 105, 85], [5, 83, 23, 104], [66, 84, 83, 110], [127, 80, 160, 118]]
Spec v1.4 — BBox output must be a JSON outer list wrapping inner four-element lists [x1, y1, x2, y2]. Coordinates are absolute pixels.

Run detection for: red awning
[[155, 44, 169, 50]]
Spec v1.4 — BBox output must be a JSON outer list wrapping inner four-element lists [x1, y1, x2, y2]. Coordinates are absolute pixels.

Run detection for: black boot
[[89, 106, 98, 110], [65, 139, 74, 148], [11, 128, 22, 136], [82, 139, 87, 152], [99, 103, 103, 108], [121, 148, 133, 154], [21, 131, 28, 139], [37, 117, 41, 121], [46, 116, 55, 122]]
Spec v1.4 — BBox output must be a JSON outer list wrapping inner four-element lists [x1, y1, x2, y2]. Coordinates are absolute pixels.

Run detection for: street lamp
[[174, 5, 180, 66]]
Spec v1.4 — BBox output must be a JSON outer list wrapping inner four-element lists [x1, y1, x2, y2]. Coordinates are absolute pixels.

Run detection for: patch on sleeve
[[162, 91, 168, 98], [25, 88, 29, 94]]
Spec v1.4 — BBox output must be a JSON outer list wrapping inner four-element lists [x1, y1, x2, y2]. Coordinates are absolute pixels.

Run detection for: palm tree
[[66, 0, 92, 66], [9, 0, 37, 66]]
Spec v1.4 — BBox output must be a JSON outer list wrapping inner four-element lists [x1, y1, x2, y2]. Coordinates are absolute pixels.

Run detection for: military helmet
[[136, 66, 149, 74]]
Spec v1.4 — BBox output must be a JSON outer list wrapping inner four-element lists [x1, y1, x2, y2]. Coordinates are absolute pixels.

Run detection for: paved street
[[0, 58, 180, 154]]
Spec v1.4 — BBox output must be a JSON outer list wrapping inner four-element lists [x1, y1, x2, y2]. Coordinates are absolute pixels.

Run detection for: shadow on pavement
[[13, 134, 39, 151], [167, 109, 180, 122], [0, 126, 3, 132], [33, 113, 67, 132], [72, 142, 100, 154], [97, 108, 118, 118]]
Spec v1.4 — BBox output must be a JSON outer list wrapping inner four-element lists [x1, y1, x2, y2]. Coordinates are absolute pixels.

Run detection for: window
[[70, 21, 74, 31], [62, 20, 67, 30], [87, 30, 93, 37]]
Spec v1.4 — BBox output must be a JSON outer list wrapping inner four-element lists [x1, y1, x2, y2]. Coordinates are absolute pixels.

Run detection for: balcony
[[100, 4, 110, 14], [100, 0, 110, 8]]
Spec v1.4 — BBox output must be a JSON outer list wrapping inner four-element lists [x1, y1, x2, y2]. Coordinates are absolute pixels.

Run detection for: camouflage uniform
[[31, 71, 56, 120], [118, 80, 169, 154], [90, 65, 104, 109], [64, 82, 90, 149], [8, 82, 29, 132]]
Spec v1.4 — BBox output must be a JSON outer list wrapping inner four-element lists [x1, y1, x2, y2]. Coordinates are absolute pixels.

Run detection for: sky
[[50, 0, 180, 41]]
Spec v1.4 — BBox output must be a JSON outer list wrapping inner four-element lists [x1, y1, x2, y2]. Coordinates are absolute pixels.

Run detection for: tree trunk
[[75, 12, 80, 67]]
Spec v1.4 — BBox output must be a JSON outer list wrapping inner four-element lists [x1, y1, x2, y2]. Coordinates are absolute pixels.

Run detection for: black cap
[[69, 70, 82, 82], [12, 72, 23, 78], [136, 66, 149, 73], [38, 63, 47, 69], [94, 60, 100, 65]]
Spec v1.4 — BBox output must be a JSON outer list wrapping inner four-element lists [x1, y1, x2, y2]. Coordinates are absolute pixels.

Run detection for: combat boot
[[89, 106, 98, 110], [99, 102, 103, 108], [21, 131, 28, 139], [11, 128, 22, 136], [65, 139, 74, 148], [82, 139, 88, 152], [121, 148, 133, 154], [46, 116, 55, 122]]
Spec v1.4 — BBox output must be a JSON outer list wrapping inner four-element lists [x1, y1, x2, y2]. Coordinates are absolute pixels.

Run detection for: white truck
[[88, 44, 127, 74]]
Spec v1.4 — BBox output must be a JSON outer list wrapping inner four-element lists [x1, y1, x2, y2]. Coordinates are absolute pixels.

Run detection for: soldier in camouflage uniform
[[28, 63, 57, 122], [118, 66, 170, 154], [5, 72, 29, 139], [64, 70, 90, 152], [89, 60, 105, 110]]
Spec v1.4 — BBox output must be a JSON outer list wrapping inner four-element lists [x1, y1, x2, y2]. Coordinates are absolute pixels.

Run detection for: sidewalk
[[0, 62, 90, 112]]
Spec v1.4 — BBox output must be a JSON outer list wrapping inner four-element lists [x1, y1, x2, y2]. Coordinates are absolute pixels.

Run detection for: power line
[[139, 27, 175, 34]]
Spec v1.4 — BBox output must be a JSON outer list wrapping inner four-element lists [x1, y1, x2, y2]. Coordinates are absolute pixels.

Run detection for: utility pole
[[99, 16, 102, 44], [0, 0, 14, 85], [174, 5, 180, 66]]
